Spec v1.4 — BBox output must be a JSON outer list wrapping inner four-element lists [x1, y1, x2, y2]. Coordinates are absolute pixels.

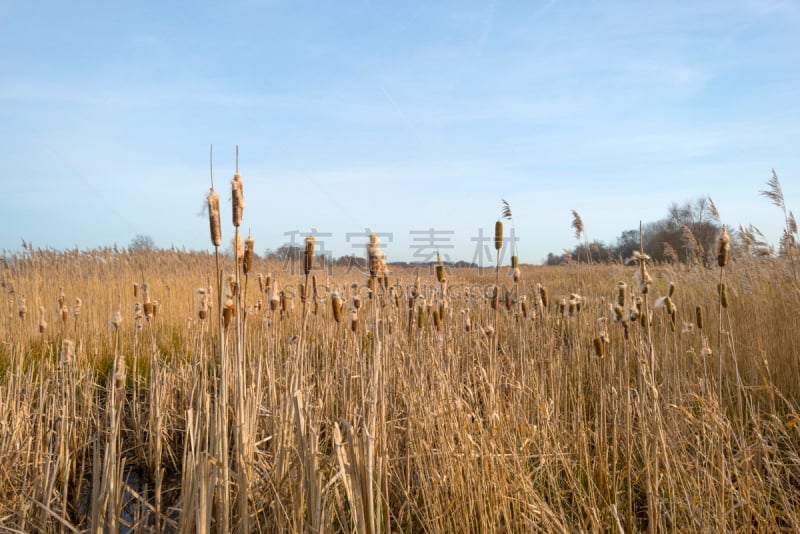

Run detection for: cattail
[[695, 305, 704, 330], [57, 287, 65, 312], [110, 310, 123, 330], [304, 235, 315, 276], [717, 226, 730, 267], [539, 285, 549, 309], [114, 354, 126, 392], [60, 305, 69, 323], [18, 297, 27, 319], [367, 234, 385, 278], [350, 309, 358, 332], [143, 301, 154, 320], [269, 284, 280, 311], [718, 283, 729, 308], [72, 298, 82, 321], [558, 297, 567, 316], [483, 325, 495, 338], [432, 308, 441, 331], [463, 311, 472, 332], [243, 236, 255, 275], [207, 190, 222, 247], [39, 306, 48, 334], [593, 337, 605, 357], [504, 288, 513, 311], [436, 252, 446, 284], [614, 305, 625, 322], [150, 300, 159, 319], [133, 283, 139, 297], [231, 173, 245, 227], [197, 288, 209, 320], [353, 294, 362, 310], [512, 267, 521, 283], [257, 273, 264, 293], [61, 339, 74, 365], [617, 282, 627, 307], [417, 304, 425, 329], [511, 255, 518, 268], [280, 291, 288, 314], [668, 282, 676, 298], [494, 220, 503, 251], [223, 298, 234, 329], [521, 297, 529, 318], [133, 303, 144, 323], [489, 286, 498, 310], [332, 292, 343, 322]]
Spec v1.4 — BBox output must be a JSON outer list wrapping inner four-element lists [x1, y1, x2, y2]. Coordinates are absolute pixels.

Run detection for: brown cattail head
[[668, 282, 676, 298], [57, 287, 65, 311], [489, 285, 498, 310], [353, 294, 362, 310], [717, 226, 730, 268], [433, 308, 441, 331], [367, 234, 385, 278], [695, 305, 704, 330], [521, 297, 529, 318], [718, 283, 729, 308], [495, 220, 503, 251], [60, 306, 69, 323], [511, 255, 518, 268], [133, 283, 139, 297], [539, 285, 549, 309], [304, 235, 315, 276], [72, 298, 82, 320], [350, 309, 358, 332], [257, 273, 264, 293], [207, 190, 222, 247], [231, 173, 245, 227], [243, 236, 255, 275], [512, 267, 521, 283], [332, 291, 343, 322], [593, 337, 605, 357], [18, 297, 27, 319], [223, 298, 234, 329], [39, 306, 47, 334], [617, 282, 627, 307], [436, 252, 446, 284]]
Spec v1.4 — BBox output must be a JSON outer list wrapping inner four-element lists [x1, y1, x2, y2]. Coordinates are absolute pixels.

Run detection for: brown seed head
[[243, 236, 255, 274], [207, 190, 222, 247], [231, 173, 245, 227], [436, 252, 446, 283], [304, 235, 315, 276], [495, 220, 503, 251]]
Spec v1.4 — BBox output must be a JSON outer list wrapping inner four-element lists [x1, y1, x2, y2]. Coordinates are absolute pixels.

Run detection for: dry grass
[[1, 240, 800, 532]]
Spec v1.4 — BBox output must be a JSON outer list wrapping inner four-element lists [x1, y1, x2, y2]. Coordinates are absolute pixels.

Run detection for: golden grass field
[[2, 237, 800, 533]]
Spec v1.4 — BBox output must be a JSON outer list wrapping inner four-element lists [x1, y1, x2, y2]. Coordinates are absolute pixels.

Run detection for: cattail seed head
[[207, 190, 222, 247], [433, 308, 441, 331], [668, 282, 676, 297], [110, 310, 122, 330], [695, 305, 704, 330], [114, 354, 126, 392], [367, 234, 385, 279], [257, 273, 264, 293], [57, 287, 65, 311], [223, 298, 234, 329], [436, 252, 446, 283], [511, 255, 518, 268], [133, 283, 139, 297], [717, 226, 730, 268], [617, 282, 627, 307], [197, 288, 209, 320], [494, 220, 503, 251], [243, 236, 255, 275], [304, 235, 315, 276], [231, 173, 245, 227], [39, 306, 47, 334], [72, 298, 82, 321], [332, 292, 343, 323], [521, 297, 529, 318], [18, 297, 27, 319], [512, 267, 521, 283], [60, 305, 69, 323], [718, 283, 729, 308], [593, 337, 605, 357], [350, 309, 358, 332], [539, 285, 549, 309]]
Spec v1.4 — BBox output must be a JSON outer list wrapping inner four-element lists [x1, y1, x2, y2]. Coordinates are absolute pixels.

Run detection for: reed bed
[[2, 219, 800, 532]]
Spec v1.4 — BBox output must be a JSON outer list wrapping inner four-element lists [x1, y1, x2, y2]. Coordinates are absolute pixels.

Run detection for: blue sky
[[1, 0, 799, 264]]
